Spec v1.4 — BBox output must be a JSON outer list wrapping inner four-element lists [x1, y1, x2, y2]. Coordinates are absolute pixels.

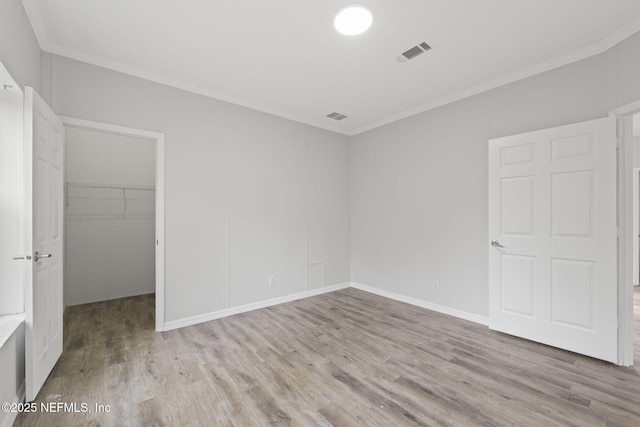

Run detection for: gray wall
[[616, 33, 640, 107], [2, 0, 640, 339], [350, 32, 640, 317], [0, 0, 40, 91], [47, 55, 351, 323]]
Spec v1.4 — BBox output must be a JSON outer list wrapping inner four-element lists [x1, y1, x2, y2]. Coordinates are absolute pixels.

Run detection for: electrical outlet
[[433, 280, 439, 290], [268, 274, 276, 286]]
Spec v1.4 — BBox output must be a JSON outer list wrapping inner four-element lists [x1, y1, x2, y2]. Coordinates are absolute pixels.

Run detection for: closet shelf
[[65, 181, 155, 215], [66, 181, 155, 191]]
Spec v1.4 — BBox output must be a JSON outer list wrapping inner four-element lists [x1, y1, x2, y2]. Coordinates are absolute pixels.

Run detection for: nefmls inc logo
[[40, 402, 90, 413]]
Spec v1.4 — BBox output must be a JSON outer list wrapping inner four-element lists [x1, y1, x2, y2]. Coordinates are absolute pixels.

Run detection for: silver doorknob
[[491, 240, 504, 248], [34, 252, 52, 262]]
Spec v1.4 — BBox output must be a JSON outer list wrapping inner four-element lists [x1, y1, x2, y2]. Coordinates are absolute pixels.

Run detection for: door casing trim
[[59, 116, 166, 332]]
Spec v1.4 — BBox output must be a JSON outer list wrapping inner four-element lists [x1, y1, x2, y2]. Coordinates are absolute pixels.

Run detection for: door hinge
[[617, 227, 623, 238]]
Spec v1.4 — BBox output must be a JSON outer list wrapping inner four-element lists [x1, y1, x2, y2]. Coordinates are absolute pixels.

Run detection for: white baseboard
[[350, 282, 489, 326], [162, 281, 488, 332], [1, 381, 25, 427], [163, 283, 351, 331]]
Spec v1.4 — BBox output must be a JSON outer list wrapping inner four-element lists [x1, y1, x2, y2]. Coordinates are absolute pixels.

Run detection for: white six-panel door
[[488, 117, 618, 363], [24, 87, 64, 401]]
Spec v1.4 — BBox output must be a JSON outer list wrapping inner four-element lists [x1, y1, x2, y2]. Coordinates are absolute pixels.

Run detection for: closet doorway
[[61, 117, 165, 331]]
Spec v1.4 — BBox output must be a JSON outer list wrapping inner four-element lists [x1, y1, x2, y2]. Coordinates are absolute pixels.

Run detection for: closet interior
[[64, 127, 156, 306]]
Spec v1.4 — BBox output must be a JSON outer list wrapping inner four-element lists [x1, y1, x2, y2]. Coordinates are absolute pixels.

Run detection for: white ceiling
[[22, 0, 640, 135]]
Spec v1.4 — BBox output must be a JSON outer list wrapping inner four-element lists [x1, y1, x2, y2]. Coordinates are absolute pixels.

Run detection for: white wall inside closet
[[65, 127, 156, 306]]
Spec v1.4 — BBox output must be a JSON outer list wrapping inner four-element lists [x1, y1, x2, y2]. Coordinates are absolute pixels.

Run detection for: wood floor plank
[[14, 287, 640, 426]]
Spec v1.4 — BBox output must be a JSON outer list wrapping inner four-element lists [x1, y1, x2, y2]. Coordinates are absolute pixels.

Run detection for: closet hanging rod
[[66, 181, 155, 191]]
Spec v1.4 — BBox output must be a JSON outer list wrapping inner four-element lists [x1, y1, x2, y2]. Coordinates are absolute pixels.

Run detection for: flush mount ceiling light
[[334, 4, 373, 36]]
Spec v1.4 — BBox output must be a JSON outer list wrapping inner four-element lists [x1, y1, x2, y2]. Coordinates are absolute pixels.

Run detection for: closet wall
[[65, 127, 156, 306]]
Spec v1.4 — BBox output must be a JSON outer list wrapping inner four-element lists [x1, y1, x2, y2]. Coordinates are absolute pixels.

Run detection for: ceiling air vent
[[326, 112, 348, 121], [398, 41, 432, 62]]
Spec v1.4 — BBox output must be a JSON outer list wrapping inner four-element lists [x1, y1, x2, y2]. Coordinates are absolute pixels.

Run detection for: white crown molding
[[21, 0, 640, 137], [350, 16, 640, 136], [44, 42, 351, 136], [21, 0, 349, 136]]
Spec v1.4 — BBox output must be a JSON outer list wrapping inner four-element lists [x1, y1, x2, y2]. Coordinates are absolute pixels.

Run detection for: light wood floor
[[14, 287, 640, 426]]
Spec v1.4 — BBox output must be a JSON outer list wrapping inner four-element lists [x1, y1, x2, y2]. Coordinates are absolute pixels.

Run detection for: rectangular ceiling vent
[[326, 112, 348, 121], [398, 41, 432, 62]]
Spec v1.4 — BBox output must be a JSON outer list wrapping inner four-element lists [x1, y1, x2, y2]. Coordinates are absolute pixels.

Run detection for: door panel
[[550, 258, 594, 328], [24, 87, 64, 401], [501, 176, 534, 235], [500, 254, 535, 317], [489, 117, 617, 363], [551, 171, 594, 238]]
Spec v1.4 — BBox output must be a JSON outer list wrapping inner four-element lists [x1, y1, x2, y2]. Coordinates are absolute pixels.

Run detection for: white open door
[[22, 87, 65, 401], [488, 117, 618, 363]]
